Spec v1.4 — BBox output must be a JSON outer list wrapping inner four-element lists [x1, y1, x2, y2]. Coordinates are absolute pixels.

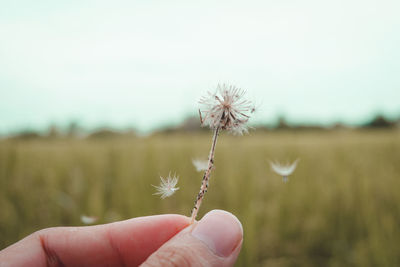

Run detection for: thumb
[[141, 210, 243, 267]]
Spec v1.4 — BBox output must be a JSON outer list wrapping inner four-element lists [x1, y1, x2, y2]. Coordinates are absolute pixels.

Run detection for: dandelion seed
[[199, 84, 255, 135], [152, 173, 179, 199], [270, 159, 299, 183], [80, 215, 98, 224], [192, 159, 208, 172]]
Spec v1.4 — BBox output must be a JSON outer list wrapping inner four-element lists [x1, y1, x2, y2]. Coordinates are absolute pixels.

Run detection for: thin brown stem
[[190, 127, 220, 224]]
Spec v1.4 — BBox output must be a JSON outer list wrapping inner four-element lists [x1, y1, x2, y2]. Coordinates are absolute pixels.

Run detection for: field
[[0, 130, 399, 266]]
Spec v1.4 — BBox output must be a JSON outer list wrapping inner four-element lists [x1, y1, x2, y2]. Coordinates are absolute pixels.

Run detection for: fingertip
[[192, 210, 243, 257], [142, 210, 244, 267]]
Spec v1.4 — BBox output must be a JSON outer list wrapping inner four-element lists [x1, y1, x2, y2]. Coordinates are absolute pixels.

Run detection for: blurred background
[[0, 0, 399, 266]]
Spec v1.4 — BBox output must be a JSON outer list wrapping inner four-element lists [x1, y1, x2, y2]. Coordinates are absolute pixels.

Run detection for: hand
[[0, 210, 243, 267]]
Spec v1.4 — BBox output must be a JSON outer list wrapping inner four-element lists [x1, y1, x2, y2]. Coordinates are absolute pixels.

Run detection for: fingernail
[[191, 210, 243, 257]]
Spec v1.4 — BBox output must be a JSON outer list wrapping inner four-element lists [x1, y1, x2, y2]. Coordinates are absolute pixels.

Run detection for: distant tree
[[178, 116, 203, 132], [364, 115, 394, 128], [12, 130, 41, 140], [47, 124, 61, 139], [67, 121, 82, 138], [87, 127, 137, 139], [276, 115, 290, 129], [87, 129, 120, 139], [156, 116, 206, 134], [331, 122, 348, 130]]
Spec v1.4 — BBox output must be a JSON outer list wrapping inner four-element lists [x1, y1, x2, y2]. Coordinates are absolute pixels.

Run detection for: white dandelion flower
[[152, 173, 179, 199], [270, 159, 299, 183], [190, 84, 255, 224], [192, 159, 208, 172], [80, 215, 98, 224], [199, 84, 255, 135]]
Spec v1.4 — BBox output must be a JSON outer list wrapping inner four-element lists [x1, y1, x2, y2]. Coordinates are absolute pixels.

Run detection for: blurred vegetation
[[0, 128, 399, 266], [4, 113, 399, 140]]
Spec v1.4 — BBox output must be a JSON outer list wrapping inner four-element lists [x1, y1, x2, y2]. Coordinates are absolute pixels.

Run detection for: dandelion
[[192, 159, 208, 172], [80, 215, 98, 224], [270, 159, 299, 183], [199, 84, 255, 135], [191, 84, 254, 223], [152, 173, 179, 199]]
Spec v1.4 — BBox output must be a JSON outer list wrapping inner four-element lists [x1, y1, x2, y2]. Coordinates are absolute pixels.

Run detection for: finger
[[0, 214, 189, 267], [142, 210, 243, 267]]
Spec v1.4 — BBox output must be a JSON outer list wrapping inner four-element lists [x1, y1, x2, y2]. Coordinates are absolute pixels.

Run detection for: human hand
[[0, 210, 243, 267]]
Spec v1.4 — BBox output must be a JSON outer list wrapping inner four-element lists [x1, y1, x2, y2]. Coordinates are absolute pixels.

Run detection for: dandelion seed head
[[270, 159, 299, 182], [152, 173, 179, 199], [199, 84, 254, 135], [192, 159, 208, 172]]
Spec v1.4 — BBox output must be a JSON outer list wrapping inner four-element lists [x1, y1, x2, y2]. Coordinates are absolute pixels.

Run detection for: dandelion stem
[[190, 127, 220, 223]]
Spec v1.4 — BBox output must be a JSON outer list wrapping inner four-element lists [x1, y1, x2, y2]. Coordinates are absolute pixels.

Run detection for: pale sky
[[1, 0, 399, 134]]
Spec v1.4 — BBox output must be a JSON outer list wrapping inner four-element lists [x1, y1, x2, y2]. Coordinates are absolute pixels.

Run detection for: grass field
[[0, 129, 399, 266]]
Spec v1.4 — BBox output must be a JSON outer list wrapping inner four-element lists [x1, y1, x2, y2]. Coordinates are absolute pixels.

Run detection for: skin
[[0, 214, 190, 267], [0, 210, 243, 267]]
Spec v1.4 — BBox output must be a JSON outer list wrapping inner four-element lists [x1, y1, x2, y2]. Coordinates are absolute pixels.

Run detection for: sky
[[1, 0, 399, 134]]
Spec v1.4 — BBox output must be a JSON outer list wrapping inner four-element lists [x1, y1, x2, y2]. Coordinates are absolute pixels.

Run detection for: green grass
[[1, 130, 399, 266]]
